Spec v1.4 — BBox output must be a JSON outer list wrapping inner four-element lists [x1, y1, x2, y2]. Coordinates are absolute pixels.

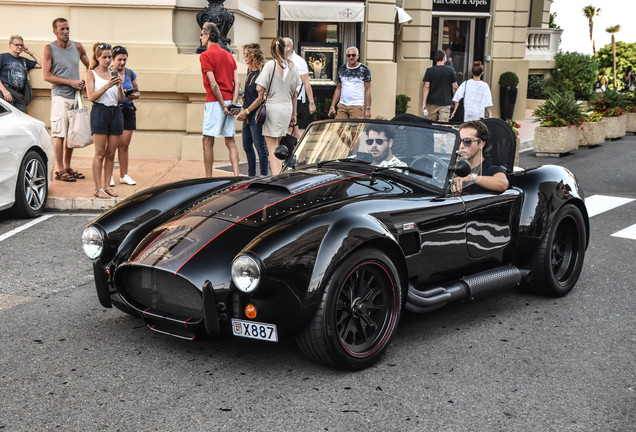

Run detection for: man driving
[[452, 120, 509, 195], [366, 124, 407, 168]]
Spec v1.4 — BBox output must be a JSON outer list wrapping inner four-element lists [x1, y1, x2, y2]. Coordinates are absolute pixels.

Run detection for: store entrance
[[431, 17, 486, 84]]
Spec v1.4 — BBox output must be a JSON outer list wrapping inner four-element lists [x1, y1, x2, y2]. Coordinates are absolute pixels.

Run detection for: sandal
[[94, 188, 110, 199], [67, 168, 85, 179], [55, 170, 77, 182], [103, 187, 119, 197]]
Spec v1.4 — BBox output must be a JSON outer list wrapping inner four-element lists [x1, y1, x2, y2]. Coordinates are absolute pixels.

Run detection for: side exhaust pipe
[[406, 265, 522, 314]]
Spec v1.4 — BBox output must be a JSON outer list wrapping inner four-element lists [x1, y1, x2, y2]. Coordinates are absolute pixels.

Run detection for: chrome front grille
[[115, 266, 203, 320]]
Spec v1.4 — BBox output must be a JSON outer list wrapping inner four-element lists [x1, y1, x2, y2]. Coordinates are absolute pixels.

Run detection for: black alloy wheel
[[297, 248, 402, 370], [523, 204, 586, 296]]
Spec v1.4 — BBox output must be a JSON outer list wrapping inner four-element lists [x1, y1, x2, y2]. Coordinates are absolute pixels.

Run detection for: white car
[[0, 99, 54, 217]]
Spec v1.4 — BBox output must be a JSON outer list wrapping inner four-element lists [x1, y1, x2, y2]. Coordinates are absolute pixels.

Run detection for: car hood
[[127, 169, 380, 275]]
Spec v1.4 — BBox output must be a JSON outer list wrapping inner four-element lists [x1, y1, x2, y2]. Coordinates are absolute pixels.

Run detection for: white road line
[[0, 215, 55, 242], [612, 224, 636, 240], [585, 194, 635, 217]]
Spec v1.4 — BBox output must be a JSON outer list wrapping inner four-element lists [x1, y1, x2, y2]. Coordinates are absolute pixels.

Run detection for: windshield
[[286, 120, 459, 190]]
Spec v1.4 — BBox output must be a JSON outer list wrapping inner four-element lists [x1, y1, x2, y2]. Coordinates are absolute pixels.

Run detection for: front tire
[[523, 204, 586, 296], [11, 151, 48, 218], [297, 248, 402, 370]]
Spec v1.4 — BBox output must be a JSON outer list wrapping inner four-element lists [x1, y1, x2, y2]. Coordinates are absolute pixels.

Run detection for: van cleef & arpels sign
[[432, 0, 491, 14]]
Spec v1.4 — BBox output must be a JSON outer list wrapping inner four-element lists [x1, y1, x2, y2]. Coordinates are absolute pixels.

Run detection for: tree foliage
[[544, 52, 598, 100], [596, 41, 636, 86]]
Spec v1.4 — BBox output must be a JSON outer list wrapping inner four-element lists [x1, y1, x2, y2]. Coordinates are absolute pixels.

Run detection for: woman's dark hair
[[270, 37, 290, 67], [113, 45, 128, 57], [471, 61, 484, 77], [243, 43, 265, 70]]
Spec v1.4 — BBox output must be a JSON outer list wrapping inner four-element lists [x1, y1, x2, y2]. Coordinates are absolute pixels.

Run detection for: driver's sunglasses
[[366, 138, 386, 145], [460, 138, 481, 147]]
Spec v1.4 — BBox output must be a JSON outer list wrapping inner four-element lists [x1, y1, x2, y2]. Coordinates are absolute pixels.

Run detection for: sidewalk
[[46, 113, 539, 212]]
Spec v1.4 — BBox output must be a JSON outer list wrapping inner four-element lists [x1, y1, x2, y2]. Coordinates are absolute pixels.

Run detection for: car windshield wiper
[[316, 158, 372, 168]]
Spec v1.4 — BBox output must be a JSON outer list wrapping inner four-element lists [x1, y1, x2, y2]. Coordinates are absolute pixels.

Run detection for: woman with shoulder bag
[[255, 37, 301, 175], [451, 61, 493, 121], [86, 42, 124, 199], [110, 45, 139, 186], [236, 43, 268, 176]]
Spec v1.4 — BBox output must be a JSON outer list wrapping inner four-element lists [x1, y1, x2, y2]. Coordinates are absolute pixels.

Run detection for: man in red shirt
[[200, 22, 240, 176]]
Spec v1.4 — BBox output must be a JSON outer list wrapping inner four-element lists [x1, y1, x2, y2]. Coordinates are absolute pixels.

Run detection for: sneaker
[[109, 176, 115, 187], [120, 174, 137, 185]]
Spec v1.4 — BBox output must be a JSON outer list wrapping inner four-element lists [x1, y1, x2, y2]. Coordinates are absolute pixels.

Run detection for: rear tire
[[522, 204, 586, 296], [11, 151, 48, 218], [296, 248, 402, 370]]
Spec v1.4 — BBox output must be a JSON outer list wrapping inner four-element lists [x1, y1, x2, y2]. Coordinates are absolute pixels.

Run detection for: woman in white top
[[86, 43, 124, 199], [451, 61, 493, 122]]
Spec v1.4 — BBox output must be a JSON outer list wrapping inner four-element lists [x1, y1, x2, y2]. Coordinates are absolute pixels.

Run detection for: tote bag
[[67, 91, 93, 148], [21, 59, 33, 106]]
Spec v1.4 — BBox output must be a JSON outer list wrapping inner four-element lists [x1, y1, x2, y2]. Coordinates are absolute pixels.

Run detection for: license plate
[[231, 319, 278, 342]]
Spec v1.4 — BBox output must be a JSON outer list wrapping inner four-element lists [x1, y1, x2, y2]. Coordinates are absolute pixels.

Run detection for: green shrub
[[498, 71, 519, 87], [533, 91, 585, 127], [395, 94, 411, 115], [596, 41, 636, 88], [588, 88, 629, 117], [544, 52, 598, 101], [527, 74, 546, 99]]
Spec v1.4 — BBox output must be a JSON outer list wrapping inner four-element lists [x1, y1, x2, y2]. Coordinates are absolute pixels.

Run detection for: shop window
[[299, 23, 339, 43]]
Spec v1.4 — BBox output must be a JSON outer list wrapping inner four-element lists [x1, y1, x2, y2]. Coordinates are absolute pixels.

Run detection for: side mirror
[[451, 159, 472, 177], [274, 145, 289, 160]]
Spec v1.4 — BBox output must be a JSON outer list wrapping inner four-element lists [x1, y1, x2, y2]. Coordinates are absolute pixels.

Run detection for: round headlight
[[231, 255, 261, 293], [81, 226, 104, 259]]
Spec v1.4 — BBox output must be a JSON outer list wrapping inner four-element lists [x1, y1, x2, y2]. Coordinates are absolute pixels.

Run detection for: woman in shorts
[[110, 45, 140, 186], [85, 42, 124, 198]]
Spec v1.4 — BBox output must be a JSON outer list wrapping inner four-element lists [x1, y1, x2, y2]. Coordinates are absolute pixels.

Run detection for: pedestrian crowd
[[1, 17, 140, 199]]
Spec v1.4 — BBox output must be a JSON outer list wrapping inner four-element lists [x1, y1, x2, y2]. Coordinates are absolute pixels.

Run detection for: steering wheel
[[410, 154, 449, 187]]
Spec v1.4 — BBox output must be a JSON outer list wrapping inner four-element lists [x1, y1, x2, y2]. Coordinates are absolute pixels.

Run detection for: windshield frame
[[283, 118, 461, 194]]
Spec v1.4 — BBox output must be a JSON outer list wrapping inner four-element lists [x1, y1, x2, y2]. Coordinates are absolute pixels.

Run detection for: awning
[[279, 1, 365, 22]]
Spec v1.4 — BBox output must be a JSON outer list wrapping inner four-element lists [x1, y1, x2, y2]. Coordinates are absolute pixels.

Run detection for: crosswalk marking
[[612, 224, 636, 240], [585, 195, 635, 218]]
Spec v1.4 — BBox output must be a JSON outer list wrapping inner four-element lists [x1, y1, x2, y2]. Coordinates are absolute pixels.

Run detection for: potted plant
[[589, 89, 628, 139], [499, 71, 519, 121], [504, 119, 521, 165], [395, 94, 411, 115], [533, 91, 585, 156], [580, 111, 605, 147]]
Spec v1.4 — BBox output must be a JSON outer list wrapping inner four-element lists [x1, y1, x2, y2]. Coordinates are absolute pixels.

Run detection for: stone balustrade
[[526, 28, 563, 61]]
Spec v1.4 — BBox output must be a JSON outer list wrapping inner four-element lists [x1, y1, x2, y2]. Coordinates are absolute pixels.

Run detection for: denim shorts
[[90, 102, 124, 135]]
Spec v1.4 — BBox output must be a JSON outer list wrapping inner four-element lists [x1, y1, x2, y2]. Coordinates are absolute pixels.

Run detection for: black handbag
[[255, 63, 276, 126]]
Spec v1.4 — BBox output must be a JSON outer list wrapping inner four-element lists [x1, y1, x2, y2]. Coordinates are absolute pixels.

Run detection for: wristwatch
[[245, 108, 250, 115], [471, 173, 478, 182], [309, 100, 315, 104], [366, 106, 371, 110]]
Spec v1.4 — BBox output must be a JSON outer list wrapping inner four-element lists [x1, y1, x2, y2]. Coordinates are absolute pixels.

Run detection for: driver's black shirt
[[462, 163, 507, 194]]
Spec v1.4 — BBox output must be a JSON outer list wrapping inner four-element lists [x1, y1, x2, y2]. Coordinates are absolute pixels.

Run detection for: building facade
[[1, 0, 561, 160]]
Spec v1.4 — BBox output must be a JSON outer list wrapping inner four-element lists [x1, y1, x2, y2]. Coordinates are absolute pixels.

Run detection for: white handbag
[[66, 91, 93, 148]]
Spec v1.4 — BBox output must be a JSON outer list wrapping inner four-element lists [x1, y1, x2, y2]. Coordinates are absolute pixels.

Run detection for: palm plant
[[605, 25, 621, 87], [582, 5, 600, 55], [533, 92, 585, 127]]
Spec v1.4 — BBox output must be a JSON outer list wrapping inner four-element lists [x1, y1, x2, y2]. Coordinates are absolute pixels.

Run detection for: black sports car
[[82, 116, 589, 370]]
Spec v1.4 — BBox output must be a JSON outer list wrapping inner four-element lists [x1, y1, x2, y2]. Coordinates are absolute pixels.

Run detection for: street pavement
[[45, 112, 540, 212]]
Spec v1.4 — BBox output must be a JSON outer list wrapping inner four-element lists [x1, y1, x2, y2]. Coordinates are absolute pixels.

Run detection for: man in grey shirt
[[42, 18, 90, 182]]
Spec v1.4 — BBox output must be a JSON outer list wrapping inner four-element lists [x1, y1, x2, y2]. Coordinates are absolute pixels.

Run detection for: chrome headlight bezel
[[81, 225, 104, 259], [231, 253, 262, 293]]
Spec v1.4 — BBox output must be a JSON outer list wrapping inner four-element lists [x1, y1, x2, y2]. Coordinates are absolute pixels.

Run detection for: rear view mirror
[[451, 159, 472, 177]]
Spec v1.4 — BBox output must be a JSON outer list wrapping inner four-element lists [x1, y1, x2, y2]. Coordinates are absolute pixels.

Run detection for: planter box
[[580, 121, 605, 147], [602, 116, 627, 139], [626, 112, 636, 133], [534, 125, 579, 157]]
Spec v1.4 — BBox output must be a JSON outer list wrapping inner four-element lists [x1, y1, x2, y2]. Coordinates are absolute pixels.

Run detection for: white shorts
[[50, 95, 76, 138], [203, 100, 235, 137]]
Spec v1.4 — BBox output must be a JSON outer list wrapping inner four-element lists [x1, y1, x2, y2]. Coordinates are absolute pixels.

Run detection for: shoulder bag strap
[[263, 61, 276, 105]]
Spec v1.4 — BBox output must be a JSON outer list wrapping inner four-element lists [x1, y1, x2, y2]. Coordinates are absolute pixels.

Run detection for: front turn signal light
[[245, 304, 257, 319]]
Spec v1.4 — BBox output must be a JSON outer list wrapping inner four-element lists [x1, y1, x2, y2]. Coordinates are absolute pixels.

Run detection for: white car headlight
[[231, 255, 261, 293], [82, 226, 104, 259]]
